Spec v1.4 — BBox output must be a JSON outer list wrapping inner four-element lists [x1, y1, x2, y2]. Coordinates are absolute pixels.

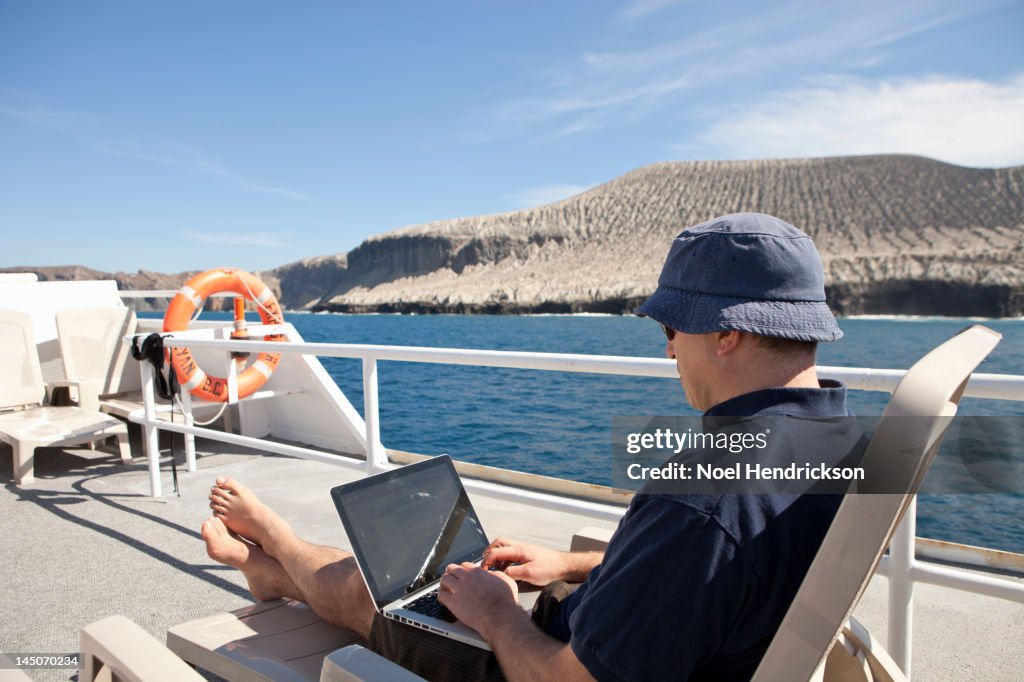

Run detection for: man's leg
[[208, 477, 376, 640]]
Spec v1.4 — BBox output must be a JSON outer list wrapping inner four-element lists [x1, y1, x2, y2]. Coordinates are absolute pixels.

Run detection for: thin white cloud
[[0, 103, 312, 200], [508, 183, 594, 208], [180, 230, 285, 247], [621, 0, 688, 23], [496, 72, 692, 140], [686, 74, 1024, 168], [244, 184, 313, 201], [492, 0, 1013, 139]]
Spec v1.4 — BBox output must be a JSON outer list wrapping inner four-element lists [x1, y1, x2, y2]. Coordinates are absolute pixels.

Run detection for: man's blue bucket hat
[[636, 213, 843, 342]]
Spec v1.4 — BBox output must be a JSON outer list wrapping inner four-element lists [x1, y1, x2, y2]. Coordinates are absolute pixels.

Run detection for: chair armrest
[[0, 653, 33, 681], [81, 615, 204, 682], [48, 379, 101, 411], [570, 526, 615, 553], [321, 644, 426, 682]]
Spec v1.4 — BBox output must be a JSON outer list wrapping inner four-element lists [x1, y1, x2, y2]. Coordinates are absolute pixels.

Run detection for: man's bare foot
[[202, 517, 302, 602], [208, 477, 292, 554]]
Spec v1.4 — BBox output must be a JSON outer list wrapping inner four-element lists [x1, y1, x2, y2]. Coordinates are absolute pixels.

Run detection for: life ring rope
[[163, 268, 285, 402]]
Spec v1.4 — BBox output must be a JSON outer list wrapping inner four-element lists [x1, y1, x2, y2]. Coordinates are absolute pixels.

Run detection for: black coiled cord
[[130, 333, 181, 495], [130, 333, 179, 401]]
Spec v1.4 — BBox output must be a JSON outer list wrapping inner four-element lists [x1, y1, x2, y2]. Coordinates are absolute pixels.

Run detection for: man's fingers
[[482, 545, 521, 568], [502, 563, 528, 580], [486, 546, 520, 560], [492, 569, 520, 592], [482, 540, 512, 563], [440, 566, 467, 593]]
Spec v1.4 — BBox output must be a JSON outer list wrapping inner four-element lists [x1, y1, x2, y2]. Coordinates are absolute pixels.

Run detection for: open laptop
[[330, 455, 494, 650]]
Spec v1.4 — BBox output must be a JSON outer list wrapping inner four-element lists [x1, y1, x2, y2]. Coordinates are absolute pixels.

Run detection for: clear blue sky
[[2, 0, 1022, 273]]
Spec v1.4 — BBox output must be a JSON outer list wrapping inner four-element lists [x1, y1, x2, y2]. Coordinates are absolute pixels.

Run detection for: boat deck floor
[[2, 440, 1022, 681]]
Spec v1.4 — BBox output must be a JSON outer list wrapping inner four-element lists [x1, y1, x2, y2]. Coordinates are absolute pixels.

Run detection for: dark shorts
[[368, 582, 579, 682]]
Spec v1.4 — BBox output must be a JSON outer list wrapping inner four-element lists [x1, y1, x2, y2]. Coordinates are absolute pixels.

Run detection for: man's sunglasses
[[661, 324, 676, 341]]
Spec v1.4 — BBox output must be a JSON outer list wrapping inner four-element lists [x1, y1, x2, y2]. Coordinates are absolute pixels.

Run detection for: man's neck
[[706, 362, 820, 410]]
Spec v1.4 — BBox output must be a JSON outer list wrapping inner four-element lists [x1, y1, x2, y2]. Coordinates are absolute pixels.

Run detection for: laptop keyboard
[[405, 590, 457, 622]]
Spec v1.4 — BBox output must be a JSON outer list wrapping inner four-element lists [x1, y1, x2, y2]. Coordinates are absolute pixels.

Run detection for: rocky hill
[[308, 155, 1024, 316], [6, 155, 1023, 316]]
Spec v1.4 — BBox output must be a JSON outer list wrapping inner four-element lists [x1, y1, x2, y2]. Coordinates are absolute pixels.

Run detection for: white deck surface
[[1, 439, 1022, 681]]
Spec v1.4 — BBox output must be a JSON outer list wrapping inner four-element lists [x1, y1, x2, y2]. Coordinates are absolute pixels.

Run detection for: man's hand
[[482, 538, 601, 585], [439, 559, 597, 682], [438, 562, 520, 640]]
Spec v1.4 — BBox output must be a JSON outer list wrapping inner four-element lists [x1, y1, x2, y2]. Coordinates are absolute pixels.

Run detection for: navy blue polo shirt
[[544, 381, 863, 681]]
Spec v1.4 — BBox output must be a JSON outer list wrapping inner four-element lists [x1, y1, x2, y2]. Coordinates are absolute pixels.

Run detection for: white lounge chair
[[0, 653, 33, 682], [750, 324, 1001, 681], [80, 615, 205, 682], [168, 598, 365, 681], [55, 305, 139, 407], [91, 325, 999, 680], [0, 309, 130, 484], [80, 612, 420, 682], [56, 305, 238, 480]]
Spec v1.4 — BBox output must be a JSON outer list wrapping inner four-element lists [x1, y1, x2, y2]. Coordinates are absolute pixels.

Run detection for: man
[[204, 212, 859, 680]]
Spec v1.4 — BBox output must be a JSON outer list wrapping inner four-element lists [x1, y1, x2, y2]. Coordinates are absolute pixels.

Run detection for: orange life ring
[[163, 268, 285, 402]]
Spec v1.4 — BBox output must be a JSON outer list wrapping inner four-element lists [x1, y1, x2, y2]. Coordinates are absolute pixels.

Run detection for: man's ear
[[715, 330, 743, 356]]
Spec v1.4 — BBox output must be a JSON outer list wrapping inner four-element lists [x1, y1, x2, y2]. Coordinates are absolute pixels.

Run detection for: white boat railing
[[128, 324, 1024, 679]]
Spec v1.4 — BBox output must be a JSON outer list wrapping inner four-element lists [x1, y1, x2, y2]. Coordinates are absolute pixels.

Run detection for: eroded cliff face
[[313, 155, 1024, 316], [263, 254, 348, 311], [7, 155, 1023, 316]]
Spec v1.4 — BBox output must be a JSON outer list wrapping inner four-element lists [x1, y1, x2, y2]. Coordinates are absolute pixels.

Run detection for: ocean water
[[151, 312, 1024, 553]]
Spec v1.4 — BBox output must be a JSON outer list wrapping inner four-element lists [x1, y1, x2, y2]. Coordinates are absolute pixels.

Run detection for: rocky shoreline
[[307, 282, 1022, 318], [309, 296, 650, 316]]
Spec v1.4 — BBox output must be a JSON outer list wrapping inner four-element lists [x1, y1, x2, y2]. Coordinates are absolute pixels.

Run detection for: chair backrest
[[56, 306, 138, 395], [752, 325, 1001, 682], [0, 308, 45, 410]]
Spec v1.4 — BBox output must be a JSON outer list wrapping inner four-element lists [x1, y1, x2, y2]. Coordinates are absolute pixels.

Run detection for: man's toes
[[202, 517, 225, 547], [203, 518, 247, 566], [210, 485, 233, 500], [217, 477, 247, 496], [205, 516, 225, 532]]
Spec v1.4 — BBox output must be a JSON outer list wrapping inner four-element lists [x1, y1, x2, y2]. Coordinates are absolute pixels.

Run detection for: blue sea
[[152, 312, 1024, 553]]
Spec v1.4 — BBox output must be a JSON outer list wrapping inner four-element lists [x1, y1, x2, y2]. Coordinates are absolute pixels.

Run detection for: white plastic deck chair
[[0, 309, 130, 484], [165, 598, 374, 681], [79, 612, 421, 682], [59, 305, 230, 472], [752, 324, 1002, 682], [55, 305, 139, 406], [80, 615, 205, 682], [0, 653, 33, 682]]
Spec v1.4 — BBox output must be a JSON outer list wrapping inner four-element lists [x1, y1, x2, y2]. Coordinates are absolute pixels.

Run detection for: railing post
[[362, 357, 387, 473], [179, 388, 197, 472], [888, 496, 917, 677], [139, 356, 162, 497]]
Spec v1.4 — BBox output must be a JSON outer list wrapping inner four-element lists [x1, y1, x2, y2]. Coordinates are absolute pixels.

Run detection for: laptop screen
[[331, 455, 491, 608]]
